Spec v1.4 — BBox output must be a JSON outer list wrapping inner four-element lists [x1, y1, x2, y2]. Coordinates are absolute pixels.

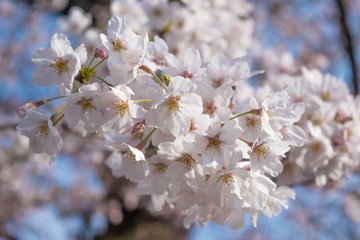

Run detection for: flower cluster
[[64, 0, 255, 61], [262, 60, 360, 186], [17, 16, 304, 229]]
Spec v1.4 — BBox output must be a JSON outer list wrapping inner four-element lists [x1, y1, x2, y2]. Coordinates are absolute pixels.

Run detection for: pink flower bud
[[94, 48, 107, 59], [16, 102, 34, 118], [131, 120, 145, 134]]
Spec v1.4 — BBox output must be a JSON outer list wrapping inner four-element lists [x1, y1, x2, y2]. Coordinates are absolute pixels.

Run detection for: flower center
[[246, 116, 260, 127], [77, 96, 96, 114], [182, 70, 193, 79], [254, 145, 270, 159], [37, 121, 50, 136], [152, 8, 163, 17], [207, 135, 222, 150], [112, 101, 129, 115], [205, 101, 217, 116], [315, 117, 324, 126], [153, 54, 168, 66], [312, 142, 322, 153], [153, 163, 167, 174], [125, 152, 136, 163], [322, 92, 331, 101], [220, 172, 235, 184], [113, 39, 128, 52], [267, 108, 275, 118], [166, 95, 181, 113], [178, 153, 197, 170], [211, 77, 224, 88], [51, 57, 68, 75]]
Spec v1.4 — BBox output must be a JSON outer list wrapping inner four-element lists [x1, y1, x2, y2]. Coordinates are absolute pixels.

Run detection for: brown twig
[[336, 0, 359, 94]]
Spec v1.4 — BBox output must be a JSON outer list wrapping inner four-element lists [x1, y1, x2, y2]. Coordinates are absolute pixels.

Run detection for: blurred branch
[[336, 0, 359, 94], [0, 228, 17, 240], [0, 123, 18, 130]]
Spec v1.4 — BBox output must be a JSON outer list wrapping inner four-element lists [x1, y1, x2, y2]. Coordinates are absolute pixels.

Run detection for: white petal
[[51, 33, 73, 56], [226, 210, 245, 230], [32, 65, 59, 86], [75, 44, 87, 64], [32, 48, 58, 65], [107, 16, 125, 41]]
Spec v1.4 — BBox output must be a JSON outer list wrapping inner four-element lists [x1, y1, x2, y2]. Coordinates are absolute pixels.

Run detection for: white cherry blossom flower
[[165, 48, 205, 83], [110, 0, 148, 34], [144, 36, 171, 71], [17, 109, 63, 155], [260, 89, 298, 140], [242, 174, 277, 211], [147, 155, 171, 195], [106, 143, 149, 182], [101, 16, 149, 84], [101, 16, 143, 58], [158, 134, 207, 191], [205, 54, 252, 89], [32, 33, 83, 95], [262, 186, 296, 218], [57, 6, 92, 35], [237, 96, 268, 142], [201, 119, 243, 169], [296, 134, 334, 173], [249, 139, 290, 177], [195, 83, 233, 121], [204, 167, 249, 210], [64, 83, 103, 133], [146, 76, 203, 137], [98, 85, 146, 133]]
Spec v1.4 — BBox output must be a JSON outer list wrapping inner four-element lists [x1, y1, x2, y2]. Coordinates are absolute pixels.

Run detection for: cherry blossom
[[17, 109, 63, 155], [146, 76, 203, 137], [32, 33, 83, 95]]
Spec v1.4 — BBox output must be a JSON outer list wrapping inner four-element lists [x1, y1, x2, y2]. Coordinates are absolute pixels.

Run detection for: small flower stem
[[136, 127, 157, 150], [238, 137, 253, 147], [134, 99, 155, 103], [87, 57, 95, 68], [46, 96, 66, 102], [93, 75, 114, 87], [33, 96, 66, 107], [229, 109, 261, 120], [92, 56, 108, 69], [50, 104, 67, 122], [238, 137, 248, 144], [139, 65, 168, 92], [53, 113, 64, 126]]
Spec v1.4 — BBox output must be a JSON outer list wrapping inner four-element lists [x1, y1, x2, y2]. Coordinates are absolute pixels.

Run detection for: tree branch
[[335, 0, 359, 94]]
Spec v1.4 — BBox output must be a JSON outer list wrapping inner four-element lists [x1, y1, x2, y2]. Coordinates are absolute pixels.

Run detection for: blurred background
[[0, 0, 360, 239]]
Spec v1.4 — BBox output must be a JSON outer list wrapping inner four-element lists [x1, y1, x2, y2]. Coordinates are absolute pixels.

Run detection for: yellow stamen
[[113, 39, 128, 52], [312, 142, 322, 153], [166, 95, 181, 112], [178, 153, 197, 170], [112, 101, 129, 115], [254, 145, 270, 159], [153, 163, 167, 174], [51, 57, 68, 75], [207, 135, 222, 150], [76, 97, 96, 114], [126, 152, 136, 163], [37, 121, 50, 136], [220, 172, 235, 184]]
